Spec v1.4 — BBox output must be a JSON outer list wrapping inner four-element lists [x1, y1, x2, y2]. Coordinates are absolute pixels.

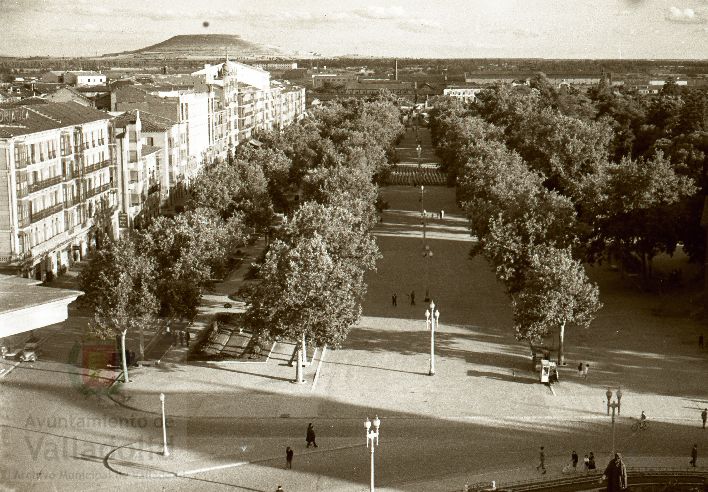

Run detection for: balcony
[[83, 160, 111, 175], [18, 215, 31, 229], [28, 175, 63, 194], [30, 203, 63, 223], [64, 195, 81, 208], [85, 183, 110, 199]]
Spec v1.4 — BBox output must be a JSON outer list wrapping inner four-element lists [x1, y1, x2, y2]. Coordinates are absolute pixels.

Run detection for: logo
[[67, 339, 122, 396]]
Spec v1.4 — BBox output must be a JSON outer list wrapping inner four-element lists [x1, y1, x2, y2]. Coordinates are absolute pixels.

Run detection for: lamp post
[[605, 389, 621, 455], [365, 416, 381, 492], [420, 185, 432, 302], [423, 245, 433, 302], [425, 301, 440, 376], [159, 393, 169, 457]]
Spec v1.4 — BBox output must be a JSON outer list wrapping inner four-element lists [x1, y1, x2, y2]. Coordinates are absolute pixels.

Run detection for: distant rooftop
[[112, 109, 177, 132], [0, 100, 111, 138]]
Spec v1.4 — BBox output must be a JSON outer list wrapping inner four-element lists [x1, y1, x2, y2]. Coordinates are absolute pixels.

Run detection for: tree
[[588, 152, 696, 277], [235, 145, 294, 213], [79, 238, 158, 380], [282, 201, 380, 289], [188, 159, 273, 230], [139, 208, 248, 321], [512, 246, 602, 365], [245, 235, 362, 381]]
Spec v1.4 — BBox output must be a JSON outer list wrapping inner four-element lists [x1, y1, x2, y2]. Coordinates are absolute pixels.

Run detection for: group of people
[[277, 423, 317, 491], [391, 291, 416, 307], [548, 448, 598, 475], [283, 423, 318, 469]]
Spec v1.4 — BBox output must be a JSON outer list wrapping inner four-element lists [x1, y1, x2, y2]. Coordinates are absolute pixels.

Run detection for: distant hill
[[102, 34, 284, 60]]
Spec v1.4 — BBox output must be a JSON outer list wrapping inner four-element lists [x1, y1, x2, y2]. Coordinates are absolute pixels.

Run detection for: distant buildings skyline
[[2, 0, 707, 59]]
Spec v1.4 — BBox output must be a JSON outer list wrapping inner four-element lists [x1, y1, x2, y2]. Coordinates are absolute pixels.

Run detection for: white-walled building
[[64, 71, 107, 87], [443, 86, 483, 103], [0, 101, 118, 279]]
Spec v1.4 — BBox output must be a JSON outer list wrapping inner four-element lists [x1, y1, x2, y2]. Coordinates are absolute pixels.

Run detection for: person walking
[[690, 444, 698, 467], [588, 452, 597, 471], [286, 446, 293, 469], [536, 446, 546, 474], [583, 454, 590, 472], [392, 293, 397, 307], [410, 290, 416, 306], [185, 330, 191, 347], [602, 453, 627, 491], [306, 423, 317, 448], [583, 363, 590, 379], [701, 408, 707, 429], [571, 450, 579, 470], [577, 362, 583, 377], [179, 330, 185, 346]]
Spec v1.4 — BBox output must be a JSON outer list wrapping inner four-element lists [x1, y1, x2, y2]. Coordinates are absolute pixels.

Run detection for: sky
[[1, 0, 707, 59]]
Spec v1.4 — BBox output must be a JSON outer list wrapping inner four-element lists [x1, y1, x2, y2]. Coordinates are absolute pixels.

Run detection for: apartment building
[[111, 84, 209, 181], [113, 111, 162, 232], [0, 101, 118, 280]]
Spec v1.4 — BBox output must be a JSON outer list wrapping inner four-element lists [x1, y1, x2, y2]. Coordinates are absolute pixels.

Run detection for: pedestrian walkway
[[388, 125, 447, 186]]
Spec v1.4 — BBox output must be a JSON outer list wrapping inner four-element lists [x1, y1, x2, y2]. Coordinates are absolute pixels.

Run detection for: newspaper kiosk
[[540, 359, 558, 384]]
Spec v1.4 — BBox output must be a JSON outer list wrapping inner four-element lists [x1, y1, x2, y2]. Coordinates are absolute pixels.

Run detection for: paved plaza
[[1, 128, 707, 491]]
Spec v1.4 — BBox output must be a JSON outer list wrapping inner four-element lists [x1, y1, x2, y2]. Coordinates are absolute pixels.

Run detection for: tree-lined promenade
[[430, 76, 704, 361], [79, 95, 404, 380], [4, 89, 707, 491]]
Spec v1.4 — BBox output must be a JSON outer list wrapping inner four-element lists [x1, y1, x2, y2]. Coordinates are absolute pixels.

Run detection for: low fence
[[460, 468, 707, 492]]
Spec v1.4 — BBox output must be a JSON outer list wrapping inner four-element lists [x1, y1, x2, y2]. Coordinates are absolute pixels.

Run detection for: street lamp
[[159, 393, 169, 457], [420, 185, 433, 302], [605, 388, 621, 455], [365, 416, 381, 492], [423, 245, 433, 302], [425, 301, 440, 376]]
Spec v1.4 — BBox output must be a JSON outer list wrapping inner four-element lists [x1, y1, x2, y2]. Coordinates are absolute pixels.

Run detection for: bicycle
[[631, 419, 648, 432]]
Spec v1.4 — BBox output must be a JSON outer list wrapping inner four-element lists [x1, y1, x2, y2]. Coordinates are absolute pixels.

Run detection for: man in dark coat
[[602, 453, 628, 491], [306, 423, 317, 448], [690, 444, 697, 467], [286, 446, 293, 469]]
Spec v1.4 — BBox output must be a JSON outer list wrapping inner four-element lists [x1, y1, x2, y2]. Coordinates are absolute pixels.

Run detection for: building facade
[[0, 101, 118, 279]]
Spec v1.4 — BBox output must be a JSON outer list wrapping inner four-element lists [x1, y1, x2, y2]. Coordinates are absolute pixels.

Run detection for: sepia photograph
[[0, 1, 707, 490]]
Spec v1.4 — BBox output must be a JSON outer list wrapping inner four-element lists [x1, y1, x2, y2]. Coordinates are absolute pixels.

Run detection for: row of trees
[[430, 77, 704, 360], [79, 95, 403, 382], [243, 97, 404, 381]]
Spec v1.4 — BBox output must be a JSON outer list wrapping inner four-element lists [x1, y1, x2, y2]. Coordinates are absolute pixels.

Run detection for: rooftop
[[0, 100, 111, 138], [141, 144, 160, 155], [113, 109, 177, 132], [0, 274, 82, 316]]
